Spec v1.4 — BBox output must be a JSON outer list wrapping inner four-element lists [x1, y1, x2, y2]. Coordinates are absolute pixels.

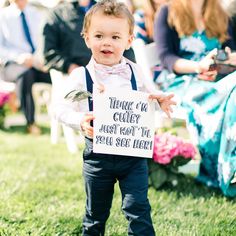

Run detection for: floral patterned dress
[[156, 31, 236, 197]]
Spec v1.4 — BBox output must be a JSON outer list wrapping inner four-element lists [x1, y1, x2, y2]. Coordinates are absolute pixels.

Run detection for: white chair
[[0, 80, 19, 113], [1, 74, 53, 111], [0, 80, 16, 93], [49, 69, 78, 154], [132, 39, 159, 91], [32, 82, 52, 115]]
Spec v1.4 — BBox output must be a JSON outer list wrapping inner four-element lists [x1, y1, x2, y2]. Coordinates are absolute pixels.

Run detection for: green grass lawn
[[0, 124, 236, 236]]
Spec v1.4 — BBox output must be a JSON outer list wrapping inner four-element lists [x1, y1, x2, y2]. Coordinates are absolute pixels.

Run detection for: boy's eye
[[95, 34, 102, 39], [112, 36, 120, 40]]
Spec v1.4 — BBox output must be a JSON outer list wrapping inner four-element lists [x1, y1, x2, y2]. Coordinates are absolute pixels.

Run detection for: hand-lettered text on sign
[[93, 87, 155, 158]]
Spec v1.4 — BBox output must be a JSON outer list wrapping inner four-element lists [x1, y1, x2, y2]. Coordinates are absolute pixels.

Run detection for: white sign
[[93, 87, 155, 158]]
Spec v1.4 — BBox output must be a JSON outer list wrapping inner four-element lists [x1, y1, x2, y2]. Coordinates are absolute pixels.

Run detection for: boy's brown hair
[[82, 0, 134, 36]]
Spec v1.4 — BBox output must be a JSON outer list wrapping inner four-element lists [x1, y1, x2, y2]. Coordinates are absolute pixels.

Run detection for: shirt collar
[[10, 3, 29, 16]]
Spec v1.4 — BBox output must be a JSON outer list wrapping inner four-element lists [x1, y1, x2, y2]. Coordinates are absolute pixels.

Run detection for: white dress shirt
[[54, 57, 161, 131], [0, 3, 42, 64]]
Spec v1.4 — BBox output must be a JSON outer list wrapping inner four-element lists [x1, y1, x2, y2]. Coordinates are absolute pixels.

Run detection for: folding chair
[[49, 69, 78, 154]]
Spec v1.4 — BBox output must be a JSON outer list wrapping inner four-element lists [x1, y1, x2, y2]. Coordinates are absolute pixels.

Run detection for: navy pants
[[16, 68, 51, 125], [82, 139, 155, 236]]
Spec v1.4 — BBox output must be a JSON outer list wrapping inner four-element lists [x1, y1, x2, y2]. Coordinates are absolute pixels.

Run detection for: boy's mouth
[[101, 50, 113, 55]]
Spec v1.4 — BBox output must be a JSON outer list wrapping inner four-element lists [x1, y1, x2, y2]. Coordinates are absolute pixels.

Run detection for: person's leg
[[34, 69, 51, 84], [16, 68, 51, 133], [82, 143, 116, 236], [118, 158, 155, 236], [16, 68, 35, 125]]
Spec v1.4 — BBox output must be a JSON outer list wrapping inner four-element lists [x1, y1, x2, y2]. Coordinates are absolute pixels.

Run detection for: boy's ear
[[126, 34, 134, 50], [84, 34, 91, 49]]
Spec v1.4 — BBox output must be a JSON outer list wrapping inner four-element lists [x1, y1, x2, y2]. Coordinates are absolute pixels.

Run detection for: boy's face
[[84, 12, 133, 66]]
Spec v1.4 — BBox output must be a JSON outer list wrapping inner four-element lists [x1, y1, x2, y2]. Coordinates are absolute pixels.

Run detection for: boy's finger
[[165, 110, 171, 118], [87, 126, 93, 132], [166, 94, 175, 99], [87, 130, 93, 136], [169, 100, 177, 106], [148, 94, 161, 100], [167, 106, 173, 113], [84, 113, 95, 121], [97, 83, 105, 93]]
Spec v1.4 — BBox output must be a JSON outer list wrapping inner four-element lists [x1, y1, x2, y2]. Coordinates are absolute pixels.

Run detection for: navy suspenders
[[85, 68, 94, 112], [84, 64, 137, 112], [129, 64, 137, 90]]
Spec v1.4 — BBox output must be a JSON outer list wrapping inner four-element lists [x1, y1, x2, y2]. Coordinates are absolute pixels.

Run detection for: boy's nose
[[102, 38, 112, 46]]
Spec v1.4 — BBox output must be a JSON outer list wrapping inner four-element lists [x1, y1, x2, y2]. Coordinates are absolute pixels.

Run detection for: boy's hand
[[81, 113, 95, 138], [149, 94, 176, 118], [97, 83, 105, 93]]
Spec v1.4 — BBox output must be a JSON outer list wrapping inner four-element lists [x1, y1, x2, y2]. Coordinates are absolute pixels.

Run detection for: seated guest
[[0, 0, 51, 134], [154, 0, 236, 197]]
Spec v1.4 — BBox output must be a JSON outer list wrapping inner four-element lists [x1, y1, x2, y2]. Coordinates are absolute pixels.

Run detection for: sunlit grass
[[0, 124, 235, 236]]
